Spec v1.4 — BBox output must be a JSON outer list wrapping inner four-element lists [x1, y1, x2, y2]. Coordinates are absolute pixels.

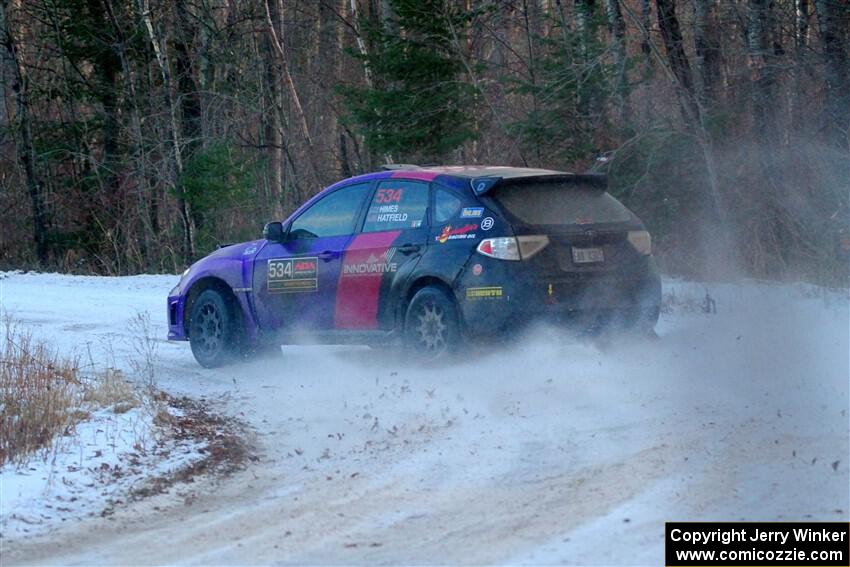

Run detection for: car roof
[[289, 165, 604, 223]]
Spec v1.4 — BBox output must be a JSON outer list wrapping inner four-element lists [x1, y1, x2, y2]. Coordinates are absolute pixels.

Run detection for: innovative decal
[[466, 286, 503, 300], [436, 223, 478, 243], [267, 257, 318, 293], [460, 207, 484, 218], [342, 248, 398, 276], [334, 230, 402, 329]]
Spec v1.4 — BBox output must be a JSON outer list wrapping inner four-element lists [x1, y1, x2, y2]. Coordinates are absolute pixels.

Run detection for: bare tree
[[1, 0, 48, 266]]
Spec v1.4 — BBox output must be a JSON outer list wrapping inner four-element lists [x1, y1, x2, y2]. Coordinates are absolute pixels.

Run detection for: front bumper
[[167, 293, 188, 340]]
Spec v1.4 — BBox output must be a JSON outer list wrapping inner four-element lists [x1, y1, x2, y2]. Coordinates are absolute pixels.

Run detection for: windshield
[[492, 181, 632, 225]]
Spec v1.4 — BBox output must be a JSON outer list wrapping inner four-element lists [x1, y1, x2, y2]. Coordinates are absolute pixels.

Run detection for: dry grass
[[82, 367, 140, 413], [0, 317, 144, 466], [0, 318, 82, 465]]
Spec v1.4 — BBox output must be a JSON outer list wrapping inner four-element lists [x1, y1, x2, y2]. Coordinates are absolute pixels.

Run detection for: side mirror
[[263, 221, 285, 242]]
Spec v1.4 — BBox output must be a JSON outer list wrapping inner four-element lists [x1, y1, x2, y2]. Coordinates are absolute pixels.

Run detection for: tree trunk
[[791, 0, 810, 133], [103, 0, 153, 270], [262, 0, 285, 218], [814, 0, 849, 149], [139, 0, 195, 262], [264, 0, 321, 187], [655, 0, 700, 126], [746, 0, 775, 142], [641, 0, 652, 54], [692, 0, 721, 108], [604, 0, 629, 123], [2, 0, 48, 266]]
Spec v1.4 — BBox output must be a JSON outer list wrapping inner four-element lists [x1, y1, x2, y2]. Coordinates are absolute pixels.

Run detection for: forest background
[[1, 0, 847, 284]]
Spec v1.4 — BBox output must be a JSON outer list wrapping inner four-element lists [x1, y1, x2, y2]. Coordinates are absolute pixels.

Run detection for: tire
[[404, 286, 462, 360], [188, 289, 239, 368]]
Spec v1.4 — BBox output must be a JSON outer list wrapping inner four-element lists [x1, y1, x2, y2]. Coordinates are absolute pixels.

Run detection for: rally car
[[167, 165, 661, 367]]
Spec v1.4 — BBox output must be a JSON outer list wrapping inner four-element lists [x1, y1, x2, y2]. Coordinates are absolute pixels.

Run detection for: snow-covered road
[[1, 271, 847, 565]]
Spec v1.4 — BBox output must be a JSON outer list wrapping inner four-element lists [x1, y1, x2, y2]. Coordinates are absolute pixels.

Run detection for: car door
[[334, 179, 430, 330], [252, 182, 372, 332]]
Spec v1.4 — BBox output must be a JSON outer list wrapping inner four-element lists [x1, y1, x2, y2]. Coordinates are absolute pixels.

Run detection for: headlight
[[627, 230, 652, 255]]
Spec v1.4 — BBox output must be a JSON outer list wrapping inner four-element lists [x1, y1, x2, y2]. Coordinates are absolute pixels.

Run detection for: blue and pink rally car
[[167, 165, 661, 367]]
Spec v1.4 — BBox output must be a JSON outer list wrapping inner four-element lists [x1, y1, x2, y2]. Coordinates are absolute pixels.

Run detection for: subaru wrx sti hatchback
[[167, 166, 661, 367]]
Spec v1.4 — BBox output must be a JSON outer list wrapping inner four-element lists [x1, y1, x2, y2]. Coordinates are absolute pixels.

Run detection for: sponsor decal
[[436, 223, 478, 243], [576, 216, 593, 225], [460, 207, 484, 218], [243, 244, 258, 255], [267, 256, 318, 293], [472, 263, 483, 276], [480, 217, 494, 231], [411, 220, 422, 228], [342, 248, 398, 276], [466, 286, 503, 300], [334, 231, 402, 329], [233, 287, 253, 293]]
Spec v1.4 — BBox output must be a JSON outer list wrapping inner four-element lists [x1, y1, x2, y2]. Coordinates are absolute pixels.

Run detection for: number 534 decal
[[268, 257, 318, 293], [375, 188, 403, 203]]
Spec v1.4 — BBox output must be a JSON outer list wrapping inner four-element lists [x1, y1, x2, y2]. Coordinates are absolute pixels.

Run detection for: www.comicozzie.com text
[[670, 526, 847, 546]]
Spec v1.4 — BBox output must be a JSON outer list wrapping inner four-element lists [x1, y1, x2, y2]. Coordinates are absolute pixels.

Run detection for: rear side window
[[434, 188, 462, 223], [362, 180, 428, 232], [492, 182, 632, 225]]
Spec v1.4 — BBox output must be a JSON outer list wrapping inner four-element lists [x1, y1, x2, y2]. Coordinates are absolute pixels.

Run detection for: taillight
[[476, 235, 549, 261], [627, 230, 652, 255], [477, 237, 520, 260]]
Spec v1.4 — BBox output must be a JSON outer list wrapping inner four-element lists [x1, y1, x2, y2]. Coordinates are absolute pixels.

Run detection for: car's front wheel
[[188, 289, 239, 368], [404, 287, 461, 360]]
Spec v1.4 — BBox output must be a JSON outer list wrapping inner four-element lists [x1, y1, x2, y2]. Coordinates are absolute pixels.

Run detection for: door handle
[[397, 243, 421, 255], [317, 250, 338, 261]]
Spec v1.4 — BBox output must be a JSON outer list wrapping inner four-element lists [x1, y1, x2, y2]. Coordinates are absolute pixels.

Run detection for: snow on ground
[[1, 405, 204, 538], [0, 270, 847, 565]]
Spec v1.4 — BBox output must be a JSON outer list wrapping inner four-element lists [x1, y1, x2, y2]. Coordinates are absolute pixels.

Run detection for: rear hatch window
[[491, 181, 632, 225]]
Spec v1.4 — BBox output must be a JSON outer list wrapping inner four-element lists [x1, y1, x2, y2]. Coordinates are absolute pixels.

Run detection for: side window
[[362, 180, 429, 232], [290, 183, 371, 238], [434, 187, 463, 223]]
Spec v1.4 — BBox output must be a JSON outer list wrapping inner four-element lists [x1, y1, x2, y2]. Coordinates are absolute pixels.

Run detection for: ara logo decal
[[267, 257, 318, 293], [436, 224, 478, 244], [342, 248, 398, 276]]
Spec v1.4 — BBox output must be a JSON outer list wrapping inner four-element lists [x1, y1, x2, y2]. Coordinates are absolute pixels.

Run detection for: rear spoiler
[[470, 173, 608, 196]]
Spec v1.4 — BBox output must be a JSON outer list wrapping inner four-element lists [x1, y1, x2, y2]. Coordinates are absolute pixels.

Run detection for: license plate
[[571, 246, 604, 264]]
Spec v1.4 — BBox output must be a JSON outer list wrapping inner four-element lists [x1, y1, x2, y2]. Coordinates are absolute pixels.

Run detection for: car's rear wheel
[[189, 289, 239, 368], [404, 287, 461, 360]]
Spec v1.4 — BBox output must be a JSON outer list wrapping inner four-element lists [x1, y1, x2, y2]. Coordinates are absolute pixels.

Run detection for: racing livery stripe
[[334, 230, 402, 329]]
